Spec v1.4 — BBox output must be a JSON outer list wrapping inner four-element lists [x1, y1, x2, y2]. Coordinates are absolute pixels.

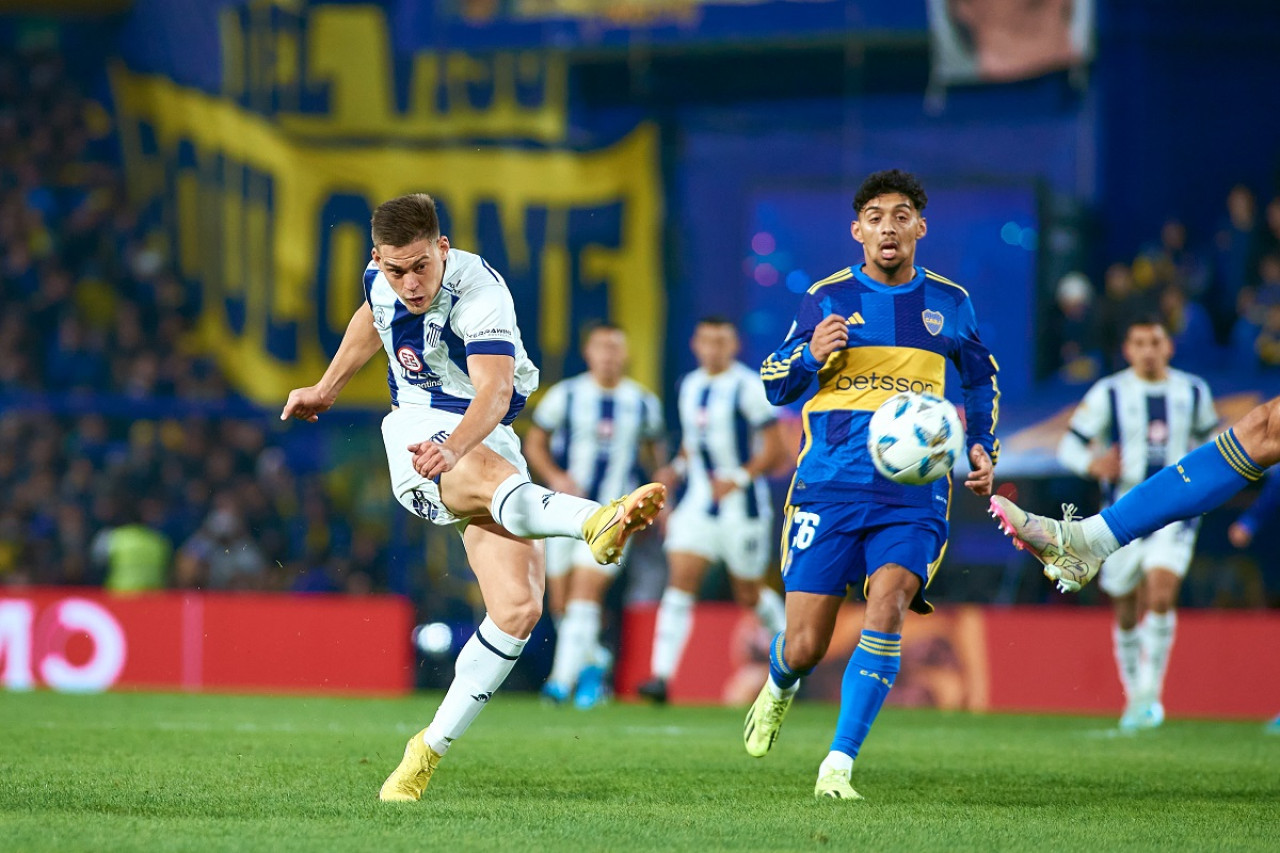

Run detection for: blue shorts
[[779, 501, 947, 615]]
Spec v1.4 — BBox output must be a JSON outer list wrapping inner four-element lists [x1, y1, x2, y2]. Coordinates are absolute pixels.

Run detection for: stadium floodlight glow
[[412, 622, 454, 656]]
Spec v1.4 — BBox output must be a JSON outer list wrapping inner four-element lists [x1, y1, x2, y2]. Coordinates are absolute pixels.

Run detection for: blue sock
[[1102, 429, 1264, 545], [830, 630, 900, 759], [768, 632, 809, 690]]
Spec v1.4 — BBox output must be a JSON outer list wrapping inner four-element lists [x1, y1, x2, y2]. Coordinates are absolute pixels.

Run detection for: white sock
[[650, 587, 695, 680], [819, 750, 854, 777], [423, 615, 527, 755], [766, 675, 800, 699], [547, 600, 600, 690], [1112, 624, 1142, 702], [754, 586, 786, 636], [490, 474, 598, 539], [1082, 515, 1122, 556], [1139, 610, 1177, 704]]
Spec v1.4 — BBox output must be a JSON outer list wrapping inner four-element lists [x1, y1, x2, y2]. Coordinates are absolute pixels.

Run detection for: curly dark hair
[[852, 169, 928, 214]]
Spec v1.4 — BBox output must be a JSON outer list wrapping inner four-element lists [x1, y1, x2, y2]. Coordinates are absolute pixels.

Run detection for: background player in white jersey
[[1056, 316, 1217, 730], [637, 317, 789, 704], [281, 194, 665, 802], [524, 322, 667, 708]]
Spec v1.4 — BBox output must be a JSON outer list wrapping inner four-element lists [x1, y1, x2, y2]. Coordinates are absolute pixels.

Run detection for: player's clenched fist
[[281, 385, 336, 423], [808, 314, 850, 363], [408, 440, 460, 480]]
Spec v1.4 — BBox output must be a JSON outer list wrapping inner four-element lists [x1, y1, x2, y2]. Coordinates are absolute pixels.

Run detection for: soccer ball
[[867, 392, 964, 485]]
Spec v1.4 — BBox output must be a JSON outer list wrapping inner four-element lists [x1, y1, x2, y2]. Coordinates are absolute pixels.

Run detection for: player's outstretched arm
[[281, 302, 382, 422]]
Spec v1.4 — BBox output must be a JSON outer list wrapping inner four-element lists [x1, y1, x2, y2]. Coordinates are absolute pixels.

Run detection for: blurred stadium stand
[[2, 1, 1280, 682]]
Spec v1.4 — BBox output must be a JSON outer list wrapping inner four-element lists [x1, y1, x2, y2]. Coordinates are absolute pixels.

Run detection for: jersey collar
[[850, 264, 925, 293]]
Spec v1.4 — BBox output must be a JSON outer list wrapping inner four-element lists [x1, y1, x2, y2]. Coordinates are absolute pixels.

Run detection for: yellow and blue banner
[[111, 1, 663, 407]]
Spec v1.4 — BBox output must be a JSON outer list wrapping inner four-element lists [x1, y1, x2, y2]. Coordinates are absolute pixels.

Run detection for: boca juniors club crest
[[922, 309, 944, 336], [397, 346, 424, 372]]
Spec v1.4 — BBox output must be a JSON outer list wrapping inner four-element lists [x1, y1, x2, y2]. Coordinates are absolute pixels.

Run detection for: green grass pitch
[[2, 691, 1277, 852]]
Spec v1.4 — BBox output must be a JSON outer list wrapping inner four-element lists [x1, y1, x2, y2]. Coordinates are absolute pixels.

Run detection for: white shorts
[[664, 505, 772, 580], [381, 407, 529, 528], [1099, 519, 1199, 597], [545, 537, 622, 579]]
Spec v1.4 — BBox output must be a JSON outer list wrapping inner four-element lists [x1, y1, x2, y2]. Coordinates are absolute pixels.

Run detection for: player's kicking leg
[[380, 521, 540, 801], [991, 401, 1280, 591], [487, 472, 665, 565]]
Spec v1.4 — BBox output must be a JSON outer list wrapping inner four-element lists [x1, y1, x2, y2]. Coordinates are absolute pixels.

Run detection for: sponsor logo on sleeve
[[468, 326, 513, 341]]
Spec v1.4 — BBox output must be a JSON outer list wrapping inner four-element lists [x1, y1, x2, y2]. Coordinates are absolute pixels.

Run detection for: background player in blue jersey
[[744, 169, 999, 800], [524, 323, 667, 708], [281, 194, 666, 801], [1057, 317, 1218, 730]]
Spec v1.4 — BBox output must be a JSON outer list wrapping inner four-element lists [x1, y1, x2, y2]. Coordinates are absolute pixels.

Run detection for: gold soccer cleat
[[582, 482, 666, 565], [814, 769, 864, 800], [378, 728, 442, 802], [743, 681, 794, 758], [989, 496, 1103, 593]]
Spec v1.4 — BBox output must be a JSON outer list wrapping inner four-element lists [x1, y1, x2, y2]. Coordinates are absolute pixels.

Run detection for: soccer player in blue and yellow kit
[[744, 169, 999, 800]]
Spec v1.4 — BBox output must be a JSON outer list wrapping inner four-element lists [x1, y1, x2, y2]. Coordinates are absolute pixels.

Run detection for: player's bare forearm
[[282, 302, 380, 422], [318, 302, 382, 399], [438, 353, 515, 459], [745, 421, 788, 479], [523, 425, 565, 485]]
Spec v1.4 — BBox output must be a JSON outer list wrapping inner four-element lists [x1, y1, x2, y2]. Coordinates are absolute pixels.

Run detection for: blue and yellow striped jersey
[[761, 264, 1000, 509]]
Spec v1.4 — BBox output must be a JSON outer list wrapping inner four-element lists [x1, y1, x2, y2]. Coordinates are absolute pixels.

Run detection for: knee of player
[[492, 598, 543, 638], [784, 632, 829, 671]]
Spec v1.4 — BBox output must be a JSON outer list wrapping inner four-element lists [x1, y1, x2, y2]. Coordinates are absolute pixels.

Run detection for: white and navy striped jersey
[[676, 362, 778, 518], [1058, 367, 1218, 501], [532, 375, 665, 503], [363, 249, 539, 422]]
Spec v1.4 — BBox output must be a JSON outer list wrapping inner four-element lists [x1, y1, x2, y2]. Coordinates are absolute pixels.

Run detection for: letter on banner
[[39, 599, 128, 693]]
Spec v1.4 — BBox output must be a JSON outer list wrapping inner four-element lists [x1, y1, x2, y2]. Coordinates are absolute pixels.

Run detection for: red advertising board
[[617, 602, 1280, 719], [0, 588, 414, 694]]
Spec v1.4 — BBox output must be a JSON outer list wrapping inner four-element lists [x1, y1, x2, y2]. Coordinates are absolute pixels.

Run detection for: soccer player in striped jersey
[[636, 318, 790, 704], [1056, 317, 1218, 730], [743, 170, 999, 800], [282, 194, 665, 802], [524, 323, 667, 708]]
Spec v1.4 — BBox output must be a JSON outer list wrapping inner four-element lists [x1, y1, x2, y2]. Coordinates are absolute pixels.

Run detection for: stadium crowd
[[4, 40, 1278, 614], [0, 46, 396, 594], [1051, 182, 1280, 382]]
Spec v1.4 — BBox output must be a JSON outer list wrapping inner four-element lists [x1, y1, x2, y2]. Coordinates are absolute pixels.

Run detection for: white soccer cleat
[[988, 496, 1103, 593]]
